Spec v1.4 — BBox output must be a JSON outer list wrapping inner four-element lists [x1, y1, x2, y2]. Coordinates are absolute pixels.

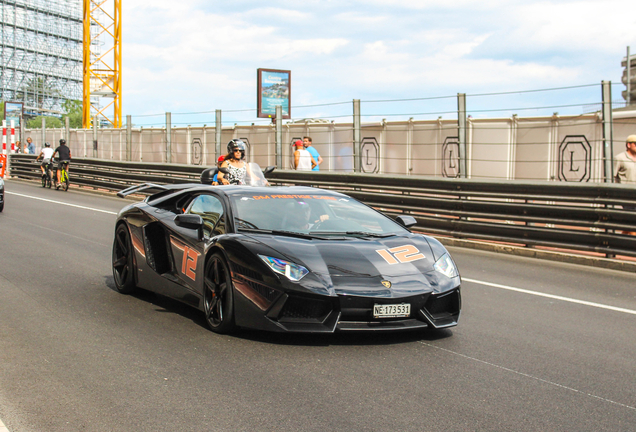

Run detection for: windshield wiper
[[238, 228, 334, 240], [272, 230, 335, 240], [344, 231, 395, 238]]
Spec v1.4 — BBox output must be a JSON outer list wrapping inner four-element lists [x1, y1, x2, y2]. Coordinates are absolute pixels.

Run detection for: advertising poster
[[257, 68, 291, 119], [4, 101, 23, 127]]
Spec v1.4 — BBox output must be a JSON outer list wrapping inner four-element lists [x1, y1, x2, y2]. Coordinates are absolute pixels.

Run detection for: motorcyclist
[[218, 139, 250, 185]]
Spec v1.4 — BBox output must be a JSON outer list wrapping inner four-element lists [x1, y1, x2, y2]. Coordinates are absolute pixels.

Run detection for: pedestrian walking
[[303, 136, 322, 171]]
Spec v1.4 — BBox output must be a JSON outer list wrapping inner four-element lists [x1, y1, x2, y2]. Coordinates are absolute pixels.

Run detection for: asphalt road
[[0, 180, 635, 432]]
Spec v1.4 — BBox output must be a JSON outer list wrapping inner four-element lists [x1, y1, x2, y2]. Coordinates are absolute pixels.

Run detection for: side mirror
[[263, 166, 276, 175], [395, 215, 417, 228], [175, 214, 204, 239]]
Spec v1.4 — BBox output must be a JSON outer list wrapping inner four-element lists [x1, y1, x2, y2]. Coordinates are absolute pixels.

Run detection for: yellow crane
[[83, 0, 122, 129]]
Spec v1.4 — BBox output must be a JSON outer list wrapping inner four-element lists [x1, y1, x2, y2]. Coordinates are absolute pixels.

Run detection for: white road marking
[[463, 277, 636, 316], [0, 417, 9, 431], [6, 191, 118, 215], [419, 341, 636, 412]]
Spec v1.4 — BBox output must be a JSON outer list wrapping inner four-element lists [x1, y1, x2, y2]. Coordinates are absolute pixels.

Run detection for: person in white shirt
[[36, 142, 55, 176], [293, 140, 316, 171]]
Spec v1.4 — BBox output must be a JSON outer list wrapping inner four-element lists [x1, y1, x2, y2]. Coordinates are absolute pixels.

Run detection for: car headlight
[[433, 253, 459, 278], [258, 255, 309, 282]]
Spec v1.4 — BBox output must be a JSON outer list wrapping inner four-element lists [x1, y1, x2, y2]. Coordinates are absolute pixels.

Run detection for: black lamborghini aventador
[[112, 183, 461, 333]]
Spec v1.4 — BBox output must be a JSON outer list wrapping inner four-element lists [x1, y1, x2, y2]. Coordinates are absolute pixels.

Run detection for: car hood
[[244, 233, 454, 297]]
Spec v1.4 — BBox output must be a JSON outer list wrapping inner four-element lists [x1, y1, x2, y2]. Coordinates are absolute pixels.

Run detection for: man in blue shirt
[[303, 136, 322, 171], [26, 137, 35, 154]]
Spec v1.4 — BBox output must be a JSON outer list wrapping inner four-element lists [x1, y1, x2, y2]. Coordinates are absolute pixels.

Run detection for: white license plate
[[373, 303, 411, 318]]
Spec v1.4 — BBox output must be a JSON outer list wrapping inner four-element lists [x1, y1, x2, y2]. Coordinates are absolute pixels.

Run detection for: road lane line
[[6, 191, 118, 215], [419, 341, 636, 412], [0, 417, 9, 432], [463, 277, 636, 316]]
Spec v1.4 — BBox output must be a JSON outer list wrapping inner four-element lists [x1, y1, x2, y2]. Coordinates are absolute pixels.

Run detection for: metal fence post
[[65, 116, 70, 146], [92, 115, 98, 158], [275, 105, 282, 168], [353, 99, 361, 172], [20, 118, 25, 148], [166, 112, 172, 164], [126, 114, 132, 161], [41, 117, 46, 148], [458, 93, 467, 179], [628, 46, 631, 107], [602, 81, 614, 183], [215, 109, 222, 160]]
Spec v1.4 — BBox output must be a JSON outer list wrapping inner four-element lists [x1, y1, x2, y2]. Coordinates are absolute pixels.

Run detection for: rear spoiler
[[117, 183, 169, 198]]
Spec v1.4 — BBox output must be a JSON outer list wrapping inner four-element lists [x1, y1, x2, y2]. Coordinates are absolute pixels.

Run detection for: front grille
[[279, 296, 332, 320], [423, 290, 460, 319]]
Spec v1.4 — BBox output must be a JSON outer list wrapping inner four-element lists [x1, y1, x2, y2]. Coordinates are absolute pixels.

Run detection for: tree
[[26, 116, 63, 128], [62, 100, 82, 128], [25, 100, 82, 129]]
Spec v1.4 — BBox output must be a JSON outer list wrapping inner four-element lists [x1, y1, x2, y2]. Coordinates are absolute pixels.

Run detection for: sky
[[120, 0, 636, 127]]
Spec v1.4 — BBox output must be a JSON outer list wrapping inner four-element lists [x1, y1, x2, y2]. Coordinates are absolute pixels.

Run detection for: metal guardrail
[[8, 154, 636, 258]]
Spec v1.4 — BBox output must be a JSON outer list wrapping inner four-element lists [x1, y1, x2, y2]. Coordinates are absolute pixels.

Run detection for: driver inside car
[[283, 200, 329, 231]]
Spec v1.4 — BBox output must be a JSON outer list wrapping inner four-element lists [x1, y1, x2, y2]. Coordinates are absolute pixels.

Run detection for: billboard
[[3, 101, 23, 127], [257, 68, 291, 119]]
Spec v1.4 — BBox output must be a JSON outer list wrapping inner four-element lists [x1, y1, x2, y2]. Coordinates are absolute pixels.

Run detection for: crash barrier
[[9, 154, 636, 259]]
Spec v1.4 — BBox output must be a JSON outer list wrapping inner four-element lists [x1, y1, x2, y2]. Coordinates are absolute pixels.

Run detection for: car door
[[164, 192, 227, 304]]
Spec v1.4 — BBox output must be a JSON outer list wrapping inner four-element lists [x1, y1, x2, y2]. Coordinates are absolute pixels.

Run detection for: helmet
[[44, 142, 51, 147], [227, 139, 246, 159], [59, 139, 66, 145]]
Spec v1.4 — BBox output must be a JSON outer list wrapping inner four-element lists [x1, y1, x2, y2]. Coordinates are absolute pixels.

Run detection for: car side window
[[187, 194, 225, 237]]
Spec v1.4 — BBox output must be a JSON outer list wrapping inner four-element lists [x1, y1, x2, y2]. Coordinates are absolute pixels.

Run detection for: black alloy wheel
[[112, 223, 136, 293], [203, 253, 235, 333]]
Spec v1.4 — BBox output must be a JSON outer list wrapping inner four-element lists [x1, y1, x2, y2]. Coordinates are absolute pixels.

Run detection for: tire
[[112, 223, 136, 294], [203, 253, 235, 334], [41, 174, 46, 187], [48, 173, 52, 189], [0, 201, 4, 212], [63, 173, 69, 191]]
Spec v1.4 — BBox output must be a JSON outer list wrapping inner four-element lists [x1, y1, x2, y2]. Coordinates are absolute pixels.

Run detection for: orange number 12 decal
[[376, 245, 425, 265], [181, 246, 198, 281]]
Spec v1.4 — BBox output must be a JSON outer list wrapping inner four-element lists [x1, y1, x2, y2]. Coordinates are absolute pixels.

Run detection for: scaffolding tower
[[0, 0, 83, 117]]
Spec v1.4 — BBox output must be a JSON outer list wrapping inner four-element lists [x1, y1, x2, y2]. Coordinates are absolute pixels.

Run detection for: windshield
[[230, 192, 408, 236]]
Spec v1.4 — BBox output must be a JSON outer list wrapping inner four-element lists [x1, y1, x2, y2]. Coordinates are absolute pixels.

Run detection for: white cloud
[[119, 0, 634, 123]]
